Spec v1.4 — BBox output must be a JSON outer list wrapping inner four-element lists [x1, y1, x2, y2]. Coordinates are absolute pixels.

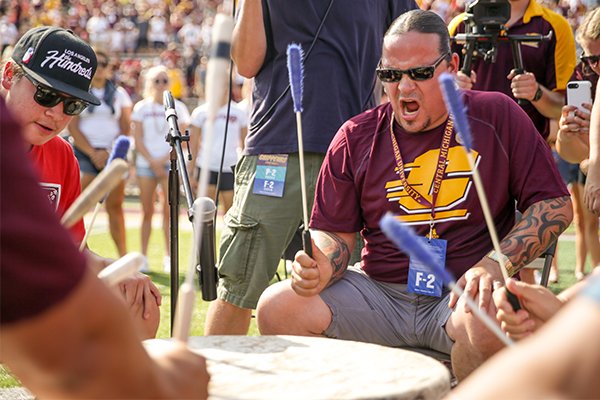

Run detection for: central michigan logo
[[385, 146, 478, 225]]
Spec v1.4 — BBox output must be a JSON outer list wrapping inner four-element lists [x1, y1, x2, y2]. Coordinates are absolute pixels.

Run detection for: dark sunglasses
[[155, 78, 169, 85], [376, 53, 449, 82], [581, 53, 600, 68], [24, 74, 89, 116]]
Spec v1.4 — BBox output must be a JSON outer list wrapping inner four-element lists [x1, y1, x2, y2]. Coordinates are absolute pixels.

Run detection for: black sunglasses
[[377, 53, 449, 82], [581, 53, 600, 68], [24, 74, 89, 116]]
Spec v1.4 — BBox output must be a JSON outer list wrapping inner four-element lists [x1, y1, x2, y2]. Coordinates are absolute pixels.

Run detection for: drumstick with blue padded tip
[[438, 73, 522, 311], [79, 136, 131, 251], [380, 213, 514, 346], [287, 43, 312, 257]]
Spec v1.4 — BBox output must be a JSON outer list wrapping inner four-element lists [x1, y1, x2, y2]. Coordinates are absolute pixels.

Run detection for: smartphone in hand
[[567, 80, 593, 113]]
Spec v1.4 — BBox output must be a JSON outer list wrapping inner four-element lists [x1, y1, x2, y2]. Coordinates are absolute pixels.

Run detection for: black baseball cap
[[11, 26, 101, 105]]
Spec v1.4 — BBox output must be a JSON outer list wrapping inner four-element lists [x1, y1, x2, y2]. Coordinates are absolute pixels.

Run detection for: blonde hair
[[142, 65, 169, 99], [577, 7, 600, 44]]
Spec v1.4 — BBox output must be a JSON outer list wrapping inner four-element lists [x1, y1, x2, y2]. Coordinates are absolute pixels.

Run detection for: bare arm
[[531, 86, 565, 120], [0, 269, 209, 399], [67, 117, 109, 169], [448, 294, 600, 399], [584, 83, 600, 213], [556, 104, 591, 163], [231, 0, 267, 78], [240, 125, 248, 151], [449, 196, 572, 310], [119, 105, 132, 136], [188, 124, 202, 191], [313, 230, 356, 286], [507, 70, 564, 119], [291, 230, 356, 297], [501, 196, 572, 275]]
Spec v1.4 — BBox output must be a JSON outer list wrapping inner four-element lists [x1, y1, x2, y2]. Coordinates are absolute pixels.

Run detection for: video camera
[[455, 0, 510, 67], [467, 0, 511, 35], [452, 0, 551, 104]]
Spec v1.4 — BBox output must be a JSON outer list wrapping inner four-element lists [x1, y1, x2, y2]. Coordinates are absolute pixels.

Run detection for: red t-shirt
[[28, 136, 85, 243], [1, 99, 86, 324], [311, 90, 569, 283]]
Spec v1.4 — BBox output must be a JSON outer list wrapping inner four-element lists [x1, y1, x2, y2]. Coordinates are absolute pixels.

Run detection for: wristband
[[532, 85, 543, 102], [486, 250, 516, 276]]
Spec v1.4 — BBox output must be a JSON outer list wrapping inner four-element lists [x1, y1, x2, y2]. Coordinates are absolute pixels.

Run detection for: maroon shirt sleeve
[[0, 99, 87, 325]]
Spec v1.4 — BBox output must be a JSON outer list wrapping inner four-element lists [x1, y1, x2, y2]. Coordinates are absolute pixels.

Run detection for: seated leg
[[257, 280, 332, 336]]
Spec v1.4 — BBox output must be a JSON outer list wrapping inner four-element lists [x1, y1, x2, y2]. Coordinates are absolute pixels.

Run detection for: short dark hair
[[385, 10, 451, 60]]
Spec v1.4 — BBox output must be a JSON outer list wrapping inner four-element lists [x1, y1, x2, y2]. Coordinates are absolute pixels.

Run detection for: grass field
[[0, 221, 590, 388]]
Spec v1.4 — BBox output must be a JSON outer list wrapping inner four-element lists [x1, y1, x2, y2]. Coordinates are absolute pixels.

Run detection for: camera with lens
[[461, 0, 510, 64], [467, 0, 510, 35]]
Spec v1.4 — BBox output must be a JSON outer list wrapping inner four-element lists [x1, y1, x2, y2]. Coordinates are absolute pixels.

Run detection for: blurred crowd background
[[0, 0, 232, 107], [1, 0, 597, 108]]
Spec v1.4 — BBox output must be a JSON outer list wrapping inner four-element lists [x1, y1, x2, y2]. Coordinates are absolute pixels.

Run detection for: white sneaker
[[163, 256, 171, 273], [140, 255, 150, 273]]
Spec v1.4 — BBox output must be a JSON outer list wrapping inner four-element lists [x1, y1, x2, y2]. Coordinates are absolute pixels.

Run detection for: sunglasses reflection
[[24, 73, 89, 116], [376, 53, 449, 83]]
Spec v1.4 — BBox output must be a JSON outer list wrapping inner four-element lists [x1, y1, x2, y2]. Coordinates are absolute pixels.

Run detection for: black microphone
[[163, 90, 181, 136], [194, 197, 218, 301]]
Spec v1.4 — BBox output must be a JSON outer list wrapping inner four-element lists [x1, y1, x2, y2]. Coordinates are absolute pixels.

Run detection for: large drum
[[145, 335, 451, 400]]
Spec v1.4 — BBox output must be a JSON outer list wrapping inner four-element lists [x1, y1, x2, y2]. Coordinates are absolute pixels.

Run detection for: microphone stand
[[165, 104, 195, 334]]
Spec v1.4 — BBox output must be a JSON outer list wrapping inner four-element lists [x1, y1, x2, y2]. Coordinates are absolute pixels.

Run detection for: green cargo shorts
[[217, 152, 325, 309]]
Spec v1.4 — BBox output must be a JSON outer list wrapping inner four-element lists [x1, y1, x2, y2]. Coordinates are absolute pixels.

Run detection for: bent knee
[[256, 282, 297, 334], [256, 282, 331, 336]]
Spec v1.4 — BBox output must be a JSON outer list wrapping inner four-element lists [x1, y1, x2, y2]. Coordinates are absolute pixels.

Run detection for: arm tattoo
[[313, 231, 351, 286], [501, 196, 573, 275]]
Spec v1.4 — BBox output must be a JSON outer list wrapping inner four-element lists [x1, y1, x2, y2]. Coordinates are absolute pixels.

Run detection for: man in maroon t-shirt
[[256, 10, 572, 380]]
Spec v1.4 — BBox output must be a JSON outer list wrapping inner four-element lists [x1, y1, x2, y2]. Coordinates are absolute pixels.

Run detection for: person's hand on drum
[[493, 278, 564, 340], [449, 257, 503, 312], [291, 243, 333, 297]]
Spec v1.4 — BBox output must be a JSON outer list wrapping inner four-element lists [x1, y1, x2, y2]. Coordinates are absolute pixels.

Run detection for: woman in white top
[[189, 78, 247, 213], [131, 65, 190, 271], [68, 50, 132, 257]]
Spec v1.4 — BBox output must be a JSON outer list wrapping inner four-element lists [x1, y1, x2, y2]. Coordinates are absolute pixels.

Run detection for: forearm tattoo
[[313, 231, 351, 286], [501, 196, 572, 275]]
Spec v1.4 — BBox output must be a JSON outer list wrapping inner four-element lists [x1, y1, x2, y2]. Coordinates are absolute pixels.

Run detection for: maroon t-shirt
[[311, 90, 568, 283], [0, 99, 86, 325]]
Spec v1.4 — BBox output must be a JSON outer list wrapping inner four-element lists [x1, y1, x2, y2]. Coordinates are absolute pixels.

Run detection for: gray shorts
[[320, 266, 455, 354]]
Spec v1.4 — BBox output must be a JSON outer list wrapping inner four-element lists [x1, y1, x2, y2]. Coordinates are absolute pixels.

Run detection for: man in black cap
[[0, 26, 161, 339]]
